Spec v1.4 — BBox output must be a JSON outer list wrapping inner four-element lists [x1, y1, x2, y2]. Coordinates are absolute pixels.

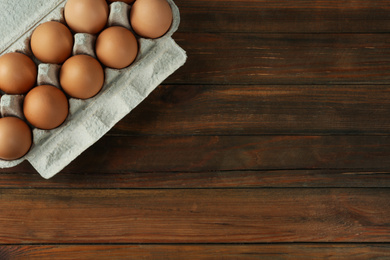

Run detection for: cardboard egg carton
[[0, 0, 187, 179]]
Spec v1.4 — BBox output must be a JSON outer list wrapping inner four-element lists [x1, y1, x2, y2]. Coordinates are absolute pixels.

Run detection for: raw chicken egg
[[23, 85, 69, 130], [96, 26, 138, 69], [0, 117, 32, 160], [60, 55, 105, 99], [31, 21, 73, 64], [0, 52, 37, 94], [65, 0, 109, 34], [130, 0, 173, 39]]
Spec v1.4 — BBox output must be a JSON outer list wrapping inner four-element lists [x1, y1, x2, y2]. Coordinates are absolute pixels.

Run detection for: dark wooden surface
[[1, 0, 390, 259]]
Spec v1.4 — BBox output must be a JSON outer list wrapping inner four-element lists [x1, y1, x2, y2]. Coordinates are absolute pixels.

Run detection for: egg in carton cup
[[0, 0, 187, 179]]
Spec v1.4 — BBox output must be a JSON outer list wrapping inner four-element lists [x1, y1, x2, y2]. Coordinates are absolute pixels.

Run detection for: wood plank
[[0, 189, 389, 243], [177, 0, 390, 33], [1, 135, 390, 175], [111, 84, 390, 135], [2, 244, 390, 259], [1, 169, 390, 189], [56, 135, 390, 173], [168, 33, 390, 85]]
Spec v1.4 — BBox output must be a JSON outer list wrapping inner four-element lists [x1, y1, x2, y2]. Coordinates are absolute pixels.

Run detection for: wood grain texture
[[59, 135, 390, 173], [1, 135, 390, 175], [110, 84, 390, 135], [1, 0, 390, 257], [177, 0, 390, 33], [0, 189, 389, 243], [1, 169, 390, 189], [1, 244, 390, 260], [168, 33, 390, 85]]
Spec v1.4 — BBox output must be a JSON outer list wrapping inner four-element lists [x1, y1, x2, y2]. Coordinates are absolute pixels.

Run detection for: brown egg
[[60, 55, 104, 99], [0, 52, 37, 94], [96, 26, 138, 69], [108, 0, 135, 3], [65, 0, 109, 34], [31, 21, 73, 64], [23, 85, 69, 130], [0, 117, 32, 160], [130, 0, 173, 39]]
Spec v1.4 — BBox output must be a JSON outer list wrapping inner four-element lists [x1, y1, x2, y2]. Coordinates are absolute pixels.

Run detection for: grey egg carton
[[0, 0, 186, 179]]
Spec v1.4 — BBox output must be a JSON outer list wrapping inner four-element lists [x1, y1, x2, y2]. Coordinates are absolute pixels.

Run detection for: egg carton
[[0, 0, 187, 179]]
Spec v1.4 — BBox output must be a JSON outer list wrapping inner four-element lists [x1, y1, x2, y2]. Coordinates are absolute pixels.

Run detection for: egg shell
[[96, 26, 139, 69], [0, 117, 32, 161], [0, 52, 37, 94], [30, 21, 73, 64], [60, 55, 105, 99], [65, 0, 109, 34], [23, 85, 69, 130], [130, 0, 173, 39]]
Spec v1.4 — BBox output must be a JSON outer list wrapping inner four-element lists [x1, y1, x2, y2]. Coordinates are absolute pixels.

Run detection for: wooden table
[[1, 0, 390, 259]]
